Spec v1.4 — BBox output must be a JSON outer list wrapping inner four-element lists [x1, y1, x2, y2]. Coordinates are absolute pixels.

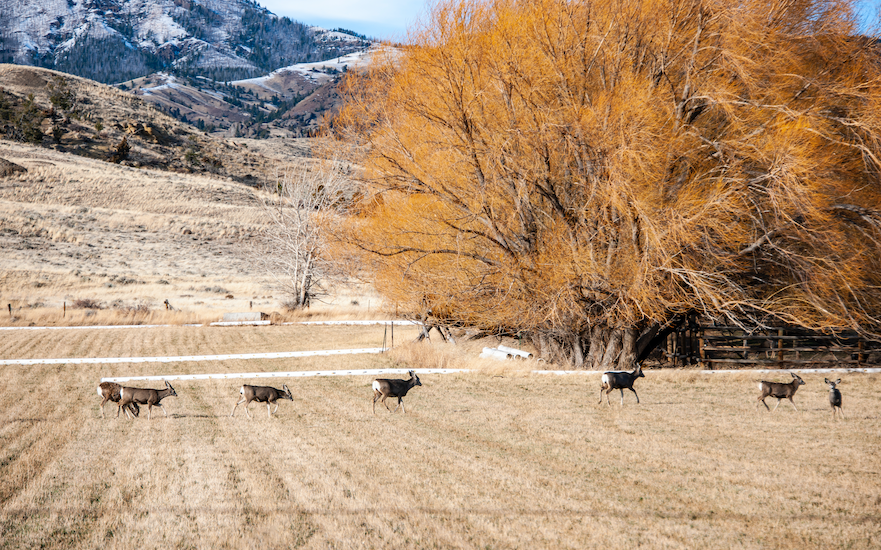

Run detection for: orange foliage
[[336, 0, 881, 354]]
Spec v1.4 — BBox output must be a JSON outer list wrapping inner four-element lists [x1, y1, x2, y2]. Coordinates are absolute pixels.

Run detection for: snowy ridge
[[230, 47, 390, 88], [1, 0, 372, 83]]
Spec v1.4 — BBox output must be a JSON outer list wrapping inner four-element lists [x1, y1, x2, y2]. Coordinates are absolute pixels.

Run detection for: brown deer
[[598, 364, 644, 406], [756, 372, 805, 412], [825, 378, 844, 420], [117, 381, 177, 420], [96, 381, 139, 419], [230, 384, 293, 418], [372, 370, 422, 414]]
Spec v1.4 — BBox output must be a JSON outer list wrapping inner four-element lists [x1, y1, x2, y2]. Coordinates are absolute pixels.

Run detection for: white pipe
[[0, 347, 386, 366], [103, 368, 471, 382]]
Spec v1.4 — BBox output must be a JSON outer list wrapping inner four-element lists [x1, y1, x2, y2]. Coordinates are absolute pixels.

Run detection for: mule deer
[[372, 370, 422, 414], [118, 381, 177, 420], [756, 372, 805, 412], [97, 381, 139, 419], [599, 363, 644, 406], [230, 384, 293, 418], [825, 378, 844, 420]]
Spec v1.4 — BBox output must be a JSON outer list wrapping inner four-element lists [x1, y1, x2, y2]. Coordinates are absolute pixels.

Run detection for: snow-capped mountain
[[0, 0, 370, 84]]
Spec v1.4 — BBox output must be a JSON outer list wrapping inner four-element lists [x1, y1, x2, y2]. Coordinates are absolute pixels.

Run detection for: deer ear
[[836, 379, 841, 384]]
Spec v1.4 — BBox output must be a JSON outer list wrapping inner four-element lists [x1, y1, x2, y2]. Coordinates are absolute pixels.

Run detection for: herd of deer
[[96, 370, 425, 420], [97, 365, 847, 420]]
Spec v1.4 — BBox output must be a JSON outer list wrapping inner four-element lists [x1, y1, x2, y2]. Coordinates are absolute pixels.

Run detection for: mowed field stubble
[[1, 325, 879, 549]]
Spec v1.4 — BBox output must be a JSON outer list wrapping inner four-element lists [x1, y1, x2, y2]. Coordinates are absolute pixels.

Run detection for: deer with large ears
[[756, 372, 805, 412], [117, 381, 177, 420], [372, 370, 422, 414], [825, 378, 844, 420], [599, 363, 645, 406], [230, 384, 293, 418]]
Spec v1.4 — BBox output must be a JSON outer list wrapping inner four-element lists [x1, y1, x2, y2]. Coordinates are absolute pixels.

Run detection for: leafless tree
[[258, 157, 354, 309]]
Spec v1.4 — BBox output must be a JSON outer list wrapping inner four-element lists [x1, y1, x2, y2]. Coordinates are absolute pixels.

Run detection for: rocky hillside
[[0, 63, 311, 186], [123, 48, 380, 138]]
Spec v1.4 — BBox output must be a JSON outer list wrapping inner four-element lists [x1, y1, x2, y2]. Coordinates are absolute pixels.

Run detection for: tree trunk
[[573, 330, 585, 368], [600, 329, 622, 370], [586, 325, 606, 369], [585, 324, 640, 370], [617, 328, 637, 370], [298, 253, 313, 307]]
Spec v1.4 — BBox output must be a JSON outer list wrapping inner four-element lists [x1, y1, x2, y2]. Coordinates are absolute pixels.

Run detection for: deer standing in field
[[230, 384, 293, 418], [117, 381, 177, 420], [372, 370, 422, 414], [825, 378, 844, 420], [756, 372, 805, 412], [599, 363, 645, 406], [97, 381, 140, 419]]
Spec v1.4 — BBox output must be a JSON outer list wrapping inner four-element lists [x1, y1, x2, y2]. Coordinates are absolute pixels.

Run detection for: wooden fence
[[661, 320, 881, 369]]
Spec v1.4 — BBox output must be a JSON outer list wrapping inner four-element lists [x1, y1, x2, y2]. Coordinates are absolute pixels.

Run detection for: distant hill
[[0, 63, 310, 187], [0, 0, 370, 84], [0, 0, 377, 138], [121, 49, 380, 138]]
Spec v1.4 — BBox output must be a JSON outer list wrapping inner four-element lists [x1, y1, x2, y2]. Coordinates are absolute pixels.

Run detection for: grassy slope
[[0, 326, 878, 549], [0, 139, 380, 324]]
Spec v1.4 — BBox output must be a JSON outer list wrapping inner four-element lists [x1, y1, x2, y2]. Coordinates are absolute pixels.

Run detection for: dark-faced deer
[[372, 370, 422, 414], [97, 381, 139, 419], [756, 372, 805, 412], [230, 384, 293, 418], [118, 381, 177, 420], [599, 363, 644, 406], [825, 378, 844, 420]]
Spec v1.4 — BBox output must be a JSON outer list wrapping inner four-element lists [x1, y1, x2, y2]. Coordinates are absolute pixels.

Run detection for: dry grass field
[[1, 325, 879, 549]]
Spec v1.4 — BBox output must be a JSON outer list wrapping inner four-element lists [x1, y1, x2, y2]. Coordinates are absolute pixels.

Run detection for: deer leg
[[147, 404, 153, 420], [159, 403, 168, 417], [598, 386, 605, 405], [630, 387, 640, 404], [271, 402, 280, 415], [788, 398, 798, 412], [266, 403, 272, 417], [758, 397, 770, 411], [382, 395, 392, 412], [100, 397, 110, 418], [839, 407, 845, 420], [120, 401, 136, 419], [772, 398, 782, 412], [231, 397, 247, 417]]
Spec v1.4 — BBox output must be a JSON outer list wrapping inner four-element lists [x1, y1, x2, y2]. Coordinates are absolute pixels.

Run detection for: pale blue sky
[[259, 1, 881, 42], [259, 0, 428, 40]]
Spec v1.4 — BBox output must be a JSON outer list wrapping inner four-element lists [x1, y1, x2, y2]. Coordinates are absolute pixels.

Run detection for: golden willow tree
[[335, 0, 881, 367]]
